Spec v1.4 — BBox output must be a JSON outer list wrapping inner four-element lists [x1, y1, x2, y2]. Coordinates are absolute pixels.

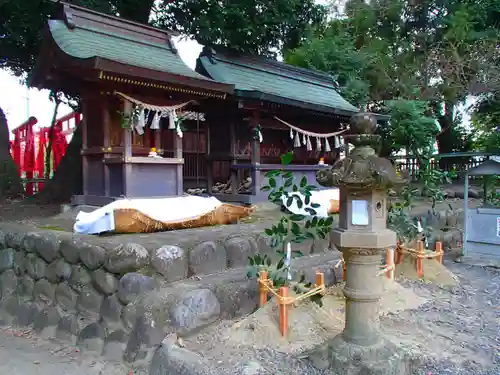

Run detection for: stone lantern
[[314, 113, 410, 374]]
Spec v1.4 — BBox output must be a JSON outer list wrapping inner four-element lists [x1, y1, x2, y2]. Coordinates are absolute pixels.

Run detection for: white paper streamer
[[302, 133, 307, 146], [290, 128, 294, 140], [258, 129, 263, 143], [285, 242, 292, 281], [334, 135, 341, 149], [325, 138, 331, 152], [168, 110, 177, 130], [316, 137, 322, 151], [306, 136, 312, 151], [151, 112, 160, 130], [294, 133, 301, 148], [134, 108, 145, 135]]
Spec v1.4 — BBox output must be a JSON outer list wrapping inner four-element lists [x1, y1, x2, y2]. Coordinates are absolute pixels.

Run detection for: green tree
[[284, 21, 372, 106], [377, 100, 438, 158], [471, 93, 500, 152], [156, 0, 327, 55], [286, 0, 500, 155]]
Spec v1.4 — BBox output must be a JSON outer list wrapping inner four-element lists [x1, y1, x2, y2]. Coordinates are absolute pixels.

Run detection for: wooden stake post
[[258, 270, 326, 337], [395, 240, 444, 279]]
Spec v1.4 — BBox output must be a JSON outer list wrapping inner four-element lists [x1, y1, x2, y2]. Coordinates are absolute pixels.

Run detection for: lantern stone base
[[308, 334, 420, 375]]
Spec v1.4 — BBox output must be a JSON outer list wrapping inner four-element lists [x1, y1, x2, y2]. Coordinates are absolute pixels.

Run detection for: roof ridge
[[56, 1, 178, 37], [201, 46, 338, 86], [73, 22, 172, 53]]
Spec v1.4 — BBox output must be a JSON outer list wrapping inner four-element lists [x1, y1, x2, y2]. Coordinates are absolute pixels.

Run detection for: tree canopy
[[286, 0, 500, 157], [156, 0, 327, 56]]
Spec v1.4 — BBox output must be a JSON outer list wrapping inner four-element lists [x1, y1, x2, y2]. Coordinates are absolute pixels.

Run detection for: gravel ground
[[394, 262, 500, 375], [183, 262, 499, 375]]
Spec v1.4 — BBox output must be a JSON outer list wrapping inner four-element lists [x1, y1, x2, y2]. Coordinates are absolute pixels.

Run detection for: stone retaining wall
[[0, 222, 340, 364], [0, 223, 166, 361]]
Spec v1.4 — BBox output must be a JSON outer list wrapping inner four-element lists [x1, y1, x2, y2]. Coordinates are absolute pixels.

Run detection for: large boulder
[[188, 241, 227, 276], [0, 248, 14, 273], [151, 245, 187, 282], [169, 289, 221, 334], [149, 342, 217, 375], [105, 243, 150, 274], [117, 273, 157, 304]]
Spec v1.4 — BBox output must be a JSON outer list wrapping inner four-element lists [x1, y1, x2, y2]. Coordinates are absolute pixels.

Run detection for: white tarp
[[281, 188, 339, 218], [74, 195, 223, 235]]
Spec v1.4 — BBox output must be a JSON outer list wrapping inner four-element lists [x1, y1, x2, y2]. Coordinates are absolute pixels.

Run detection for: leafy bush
[[247, 152, 334, 305]]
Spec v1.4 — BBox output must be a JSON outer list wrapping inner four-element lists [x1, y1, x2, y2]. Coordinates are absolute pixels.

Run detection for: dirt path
[[0, 328, 145, 375]]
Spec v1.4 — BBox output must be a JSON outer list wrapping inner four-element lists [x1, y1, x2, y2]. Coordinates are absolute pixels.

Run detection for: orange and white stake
[[279, 287, 289, 337], [416, 240, 425, 278], [385, 247, 395, 280], [435, 241, 443, 264], [315, 271, 325, 289], [259, 271, 268, 307]]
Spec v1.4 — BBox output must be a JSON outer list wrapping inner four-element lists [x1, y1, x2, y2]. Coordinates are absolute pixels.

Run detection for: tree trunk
[[436, 101, 456, 169], [31, 120, 83, 204], [0, 106, 24, 200], [45, 96, 61, 179]]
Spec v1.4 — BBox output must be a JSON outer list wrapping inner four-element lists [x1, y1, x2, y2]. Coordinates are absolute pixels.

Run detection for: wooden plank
[[123, 101, 133, 158], [81, 93, 90, 196], [103, 94, 112, 197], [251, 110, 261, 195], [174, 134, 183, 195], [205, 120, 213, 194], [229, 119, 238, 195]]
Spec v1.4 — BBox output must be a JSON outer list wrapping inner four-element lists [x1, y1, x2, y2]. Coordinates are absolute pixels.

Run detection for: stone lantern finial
[[317, 112, 406, 191]]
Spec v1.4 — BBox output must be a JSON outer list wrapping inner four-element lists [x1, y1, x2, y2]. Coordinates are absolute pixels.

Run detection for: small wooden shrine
[[29, 2, 234, 206], [194, 47, 366, 203]]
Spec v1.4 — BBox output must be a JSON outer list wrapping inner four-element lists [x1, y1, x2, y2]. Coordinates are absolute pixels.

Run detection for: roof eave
[[95, 58, 234, 95], [235, 89, 359, 118]]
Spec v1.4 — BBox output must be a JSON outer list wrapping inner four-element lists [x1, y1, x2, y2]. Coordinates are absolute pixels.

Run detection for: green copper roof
[[48, 19, 211, 81], [196, 48, 359, 115]]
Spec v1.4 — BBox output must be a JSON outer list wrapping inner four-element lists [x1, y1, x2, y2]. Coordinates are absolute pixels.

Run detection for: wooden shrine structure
[[29, 2, 234, 206], [29, 2, 375, 206], [195, 47, 362, 203]]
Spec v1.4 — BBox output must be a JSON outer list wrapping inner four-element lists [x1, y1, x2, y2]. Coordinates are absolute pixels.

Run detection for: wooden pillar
[[81, 95, 90, 196], [123, 101, 133, 159], [251, 110, 261, 164], [205, 120, 213, 194], [122, 101, 133, 197], [154, 130, 161, 153], [102, 96, 111, 197], [174, 134, 183, 195], [229, 118, 238, 195], [250, 110, 261, 195]]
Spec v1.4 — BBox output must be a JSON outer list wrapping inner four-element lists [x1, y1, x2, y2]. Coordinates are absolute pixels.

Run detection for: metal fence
[[388, 152, 497, 181]]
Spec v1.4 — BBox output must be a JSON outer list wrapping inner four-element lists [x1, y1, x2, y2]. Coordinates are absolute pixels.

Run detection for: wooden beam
[[205, 120, 213, 194], [81, 93, 90, 196], [229, 118, 238, 194], [102, 94, 112, 197], [174, 133, 183, 195], [251, 110, 261, 195]]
